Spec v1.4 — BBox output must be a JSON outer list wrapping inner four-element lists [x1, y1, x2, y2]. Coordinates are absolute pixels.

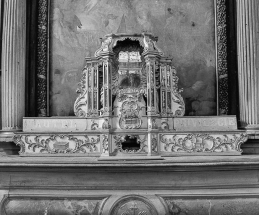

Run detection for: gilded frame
[[35, 0, 228, 116]]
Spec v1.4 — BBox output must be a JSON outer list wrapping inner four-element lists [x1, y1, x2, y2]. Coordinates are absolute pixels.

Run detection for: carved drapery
[[1, 0, 26, 132], [237, 0, 259, 128]]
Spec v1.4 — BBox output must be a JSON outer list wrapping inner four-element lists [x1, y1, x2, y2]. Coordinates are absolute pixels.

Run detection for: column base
[[0, 131, 20, 155], [0, 130, 21, 142]]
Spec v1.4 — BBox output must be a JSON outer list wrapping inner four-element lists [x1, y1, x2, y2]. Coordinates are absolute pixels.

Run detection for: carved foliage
[[102, 119, 111, 129], [161, 122, 169, 130], [91, 120, 99, 130], [170, 67, 185, 116], [149, 119, 158, 129], [160, 133, 247, 153], [113, 135, 147, 154], [74, 69, 88, 117], [119, 100, 142, 129], [151, 134, 158, 153], [14, 135, 100, 154], [164, 199, 186, 215], [102, 134, 109, 153]]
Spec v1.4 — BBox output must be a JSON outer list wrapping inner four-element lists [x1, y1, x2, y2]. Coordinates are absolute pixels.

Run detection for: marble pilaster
[[237, 0, 259, 129], [1, 0, 26, 140]]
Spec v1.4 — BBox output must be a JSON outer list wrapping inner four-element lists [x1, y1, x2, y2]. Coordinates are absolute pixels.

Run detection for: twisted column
[[1, 0, 26, 135], [237, 0, 259, 129]]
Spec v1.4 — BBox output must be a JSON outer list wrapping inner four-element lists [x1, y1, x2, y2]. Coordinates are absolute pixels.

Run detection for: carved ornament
[[14, 135, 100, 155], [160, 133, 248, 153]]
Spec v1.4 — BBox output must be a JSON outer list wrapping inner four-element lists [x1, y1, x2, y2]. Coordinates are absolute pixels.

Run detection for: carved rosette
[[160, 133, 248, 154], [13, 134, 101, 155]]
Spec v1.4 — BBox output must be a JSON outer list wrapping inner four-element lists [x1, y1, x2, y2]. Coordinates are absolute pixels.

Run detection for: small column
[[160, 60, 167, 117], [101, 56, 113, 116], [237, 0, 259, 129], [145, 56, 159, 116], [85, 59, 99, 117], [1, 0, 26, 139]]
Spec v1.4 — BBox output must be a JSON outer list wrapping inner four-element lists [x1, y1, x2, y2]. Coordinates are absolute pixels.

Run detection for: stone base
[[13, 131, 248, 156], [14, 116, 248, 156], [1, 156, 259, 214]]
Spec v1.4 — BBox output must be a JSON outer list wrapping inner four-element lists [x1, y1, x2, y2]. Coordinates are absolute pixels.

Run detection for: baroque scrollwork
[[102, 134, 109, 153], [91, 120, 99, 130], [170, 67, 185, 116], [161, 122, 169, 130], [14, 135, 100, 154], [160, 133, 248, 153], [151, 135, 158, 153], [102, 119, 111, 129], [13, 135, 25, 155], [74, 68, 88, 117], [119, 101, 142, 129], [113, 135, 147, 154], [149, 119, 158, 129]]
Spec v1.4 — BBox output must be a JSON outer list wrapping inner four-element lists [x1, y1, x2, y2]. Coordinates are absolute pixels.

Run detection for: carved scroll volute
[[74, 67, 88, 117], [170, 66, 185, 116], [94, 35, 113, 57]]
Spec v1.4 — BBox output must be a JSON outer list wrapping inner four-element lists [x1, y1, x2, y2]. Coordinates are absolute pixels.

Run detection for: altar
[[13, 33, 247, 157]]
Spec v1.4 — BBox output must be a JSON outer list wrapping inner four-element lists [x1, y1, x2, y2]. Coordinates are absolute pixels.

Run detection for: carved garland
[[36, 0, 229, 116]]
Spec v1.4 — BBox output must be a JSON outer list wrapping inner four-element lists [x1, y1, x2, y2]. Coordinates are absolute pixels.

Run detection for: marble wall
[[49, 0, 216, 116]]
